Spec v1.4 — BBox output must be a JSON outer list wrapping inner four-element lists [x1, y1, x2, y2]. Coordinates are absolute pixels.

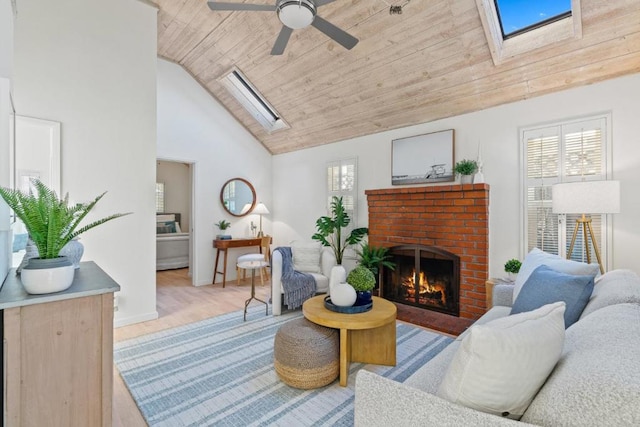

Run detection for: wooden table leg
[[350, 321, 396, 366], [339, 328, 350, 387], [212, 249, 221, 285], [221, 249, 228, 288]]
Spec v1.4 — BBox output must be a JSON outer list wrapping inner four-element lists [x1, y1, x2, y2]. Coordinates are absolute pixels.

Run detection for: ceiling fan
[[207, 0, 359, 55]]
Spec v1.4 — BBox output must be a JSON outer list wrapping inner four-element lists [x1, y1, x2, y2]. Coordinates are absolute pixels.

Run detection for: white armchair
[[271, 246, 337, 315]]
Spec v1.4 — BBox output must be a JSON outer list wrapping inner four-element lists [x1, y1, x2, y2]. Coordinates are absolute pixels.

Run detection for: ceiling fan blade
[[271, 26, 293, 55], [311, 16, 358, 50], [314, 0, 337, 6], [207, 1, 276, 12]]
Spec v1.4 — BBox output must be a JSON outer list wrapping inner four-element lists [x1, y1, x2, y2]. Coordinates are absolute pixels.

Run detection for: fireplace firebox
[[382, 245, 459, 317]]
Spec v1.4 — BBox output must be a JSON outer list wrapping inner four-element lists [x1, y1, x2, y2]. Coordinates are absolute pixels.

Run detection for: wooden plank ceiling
[[152, 0, 640, 154]]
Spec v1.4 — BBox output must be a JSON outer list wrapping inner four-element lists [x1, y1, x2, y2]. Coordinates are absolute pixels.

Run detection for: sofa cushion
[[292, 242, 322, 274], [521, 303, 640, 426], [437, 302, 565, 420], [579, 269, 640, 320], [511, 265, 594, 328], [513, 248, 599, 303]]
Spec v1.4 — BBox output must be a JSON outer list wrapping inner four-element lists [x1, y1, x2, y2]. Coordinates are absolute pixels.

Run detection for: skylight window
[[475, 0, 582, 65], [218, 67, 289, 133], [495, 0, 572, 39]]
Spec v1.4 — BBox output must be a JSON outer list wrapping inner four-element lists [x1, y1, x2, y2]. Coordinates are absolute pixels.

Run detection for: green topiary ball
[[347, 266, 376, 292]]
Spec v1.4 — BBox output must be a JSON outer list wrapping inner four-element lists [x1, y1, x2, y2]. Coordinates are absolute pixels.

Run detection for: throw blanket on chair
[[274, 247, 317, 310]]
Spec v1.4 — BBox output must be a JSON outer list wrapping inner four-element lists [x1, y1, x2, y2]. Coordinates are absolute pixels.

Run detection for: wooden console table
[[212, 238, 265, 287]]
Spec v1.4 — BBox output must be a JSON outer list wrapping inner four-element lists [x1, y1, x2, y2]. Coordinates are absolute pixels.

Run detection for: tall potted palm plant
[[312, 196, 368, 291], [0, 179, 130, 294]]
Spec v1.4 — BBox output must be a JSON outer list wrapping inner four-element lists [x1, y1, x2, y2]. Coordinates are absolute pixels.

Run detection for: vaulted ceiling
[[152, 0, 640, 154]]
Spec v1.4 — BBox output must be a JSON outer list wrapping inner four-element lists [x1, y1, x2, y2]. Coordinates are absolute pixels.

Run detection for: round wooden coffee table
[[302, 295, 397, 387]]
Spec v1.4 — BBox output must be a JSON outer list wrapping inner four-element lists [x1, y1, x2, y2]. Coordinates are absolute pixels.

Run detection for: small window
[[156, 182, 165, 213], [326, 158, 358, 229], [494, 0, 572, 39]]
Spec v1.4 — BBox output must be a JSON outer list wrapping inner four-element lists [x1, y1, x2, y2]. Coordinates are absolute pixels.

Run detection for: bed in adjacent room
[[156, 213, 190, 270]]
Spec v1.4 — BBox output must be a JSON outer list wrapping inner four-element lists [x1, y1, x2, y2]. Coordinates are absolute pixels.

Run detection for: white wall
[[13, 0, 158, 327], [157, 59, 273, 286], [273, 72, 640, 278], [157, 160, 191, 232]]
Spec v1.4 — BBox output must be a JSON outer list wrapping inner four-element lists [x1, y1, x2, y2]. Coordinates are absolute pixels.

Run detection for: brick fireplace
[[365, 184, 489, 335]]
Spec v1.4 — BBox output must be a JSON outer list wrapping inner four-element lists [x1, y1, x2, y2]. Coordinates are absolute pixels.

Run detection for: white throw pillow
[[292, 242, 322, 274], [437, 302, 566, 420], [513, 248, 599, 303]]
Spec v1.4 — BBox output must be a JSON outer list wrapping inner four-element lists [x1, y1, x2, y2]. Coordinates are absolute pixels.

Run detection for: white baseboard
[[114, 310, 159, 328]]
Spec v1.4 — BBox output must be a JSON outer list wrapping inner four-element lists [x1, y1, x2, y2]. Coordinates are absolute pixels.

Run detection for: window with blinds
[[156, 182, 165, 213], [326, 158, 358, 230], [522, 116, 610, 264]]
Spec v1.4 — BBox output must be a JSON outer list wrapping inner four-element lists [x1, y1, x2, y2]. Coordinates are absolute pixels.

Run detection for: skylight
[[218, 67, 289, 133], [494, 0, 572, 39], [475, 0, 582, 65]]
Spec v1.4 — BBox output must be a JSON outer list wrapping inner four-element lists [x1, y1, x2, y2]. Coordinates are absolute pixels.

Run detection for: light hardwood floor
[[112, 268, 271, 427]]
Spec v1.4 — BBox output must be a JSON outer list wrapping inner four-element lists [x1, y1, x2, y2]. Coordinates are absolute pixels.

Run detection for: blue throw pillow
[[511, 265, 595, 328], [12, 233, 28, 252]]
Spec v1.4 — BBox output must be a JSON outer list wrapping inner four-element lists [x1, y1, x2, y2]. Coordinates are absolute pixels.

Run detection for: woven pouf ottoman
[[274, 317, 339, 389]]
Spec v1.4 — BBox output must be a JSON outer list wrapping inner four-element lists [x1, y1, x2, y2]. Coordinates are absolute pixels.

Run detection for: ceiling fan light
[[277, 0, 316, 29]]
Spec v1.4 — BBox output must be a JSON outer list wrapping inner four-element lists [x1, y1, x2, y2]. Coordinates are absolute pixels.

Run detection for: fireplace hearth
[[365, 184, 490, 335], [383, 245, 459, 317]]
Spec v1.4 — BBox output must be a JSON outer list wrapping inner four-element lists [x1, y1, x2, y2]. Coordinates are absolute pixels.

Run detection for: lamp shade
[[552, 180, 620, 214], [253, 203, 270, 215]]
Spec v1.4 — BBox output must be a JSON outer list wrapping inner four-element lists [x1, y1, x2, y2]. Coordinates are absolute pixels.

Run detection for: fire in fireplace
[[382, 245, 460, 316]]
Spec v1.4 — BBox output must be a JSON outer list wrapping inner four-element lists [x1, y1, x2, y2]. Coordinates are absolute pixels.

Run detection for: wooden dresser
[[0, 261, 120, 427]]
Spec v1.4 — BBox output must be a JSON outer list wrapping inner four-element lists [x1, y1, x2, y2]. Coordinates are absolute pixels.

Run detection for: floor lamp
[[552, 180, 620, 274]]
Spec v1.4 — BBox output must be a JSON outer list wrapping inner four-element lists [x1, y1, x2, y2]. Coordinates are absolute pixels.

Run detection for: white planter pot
[[21, 257, 75, 294], [329, 265, 347, 295], [331, 282, 357, 307]]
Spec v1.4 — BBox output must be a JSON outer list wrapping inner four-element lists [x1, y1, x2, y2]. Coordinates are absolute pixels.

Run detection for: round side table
[[237, 260, 269, 321]]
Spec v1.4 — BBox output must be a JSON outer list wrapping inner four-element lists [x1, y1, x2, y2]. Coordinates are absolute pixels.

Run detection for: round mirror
[[220, 178, 256, 217]]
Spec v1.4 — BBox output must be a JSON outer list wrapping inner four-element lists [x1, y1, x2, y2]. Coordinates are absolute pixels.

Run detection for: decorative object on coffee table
[[312, 195, 367, 292], [347, 265, 376, 306], [274, 317, 339, 389], [329, 282, 357, 307]]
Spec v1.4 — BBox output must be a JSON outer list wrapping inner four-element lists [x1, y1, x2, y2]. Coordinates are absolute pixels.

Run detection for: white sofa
[[355, 267, 640, 426], [271, 246, 336, 315]]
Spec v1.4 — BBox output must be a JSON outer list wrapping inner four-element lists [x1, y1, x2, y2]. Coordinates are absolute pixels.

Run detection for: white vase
[[460, 175, 473, 184], [331, 282, 357, 307], [21, 257, 75, 294], [329, 265, 347, 295]]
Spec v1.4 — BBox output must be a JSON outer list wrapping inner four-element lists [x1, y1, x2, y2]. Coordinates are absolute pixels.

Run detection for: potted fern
[[356, 243, 395, 292], [0, 179, 130, 294]]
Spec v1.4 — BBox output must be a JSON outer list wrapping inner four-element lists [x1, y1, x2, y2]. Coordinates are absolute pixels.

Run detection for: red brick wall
[[365, 184, 489, 334]]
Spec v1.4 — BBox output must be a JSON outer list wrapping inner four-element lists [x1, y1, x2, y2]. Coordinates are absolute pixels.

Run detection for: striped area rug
[[114, 307, 453, 427]]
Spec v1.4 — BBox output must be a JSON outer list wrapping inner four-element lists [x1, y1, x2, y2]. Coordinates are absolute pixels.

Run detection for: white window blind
[[156, 182, 165, 213], [522, 116, 610, 264], [326, 158, 358, 230]]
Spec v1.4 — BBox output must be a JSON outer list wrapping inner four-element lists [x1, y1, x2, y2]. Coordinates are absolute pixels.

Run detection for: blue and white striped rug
[[114, 307, 453, 426]]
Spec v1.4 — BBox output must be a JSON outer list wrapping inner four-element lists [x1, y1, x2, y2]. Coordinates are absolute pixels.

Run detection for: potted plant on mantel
[[312, 196, 368, 290], [454, 159, 478, 184], [347, 265, 377, 306], [0, 179, 130, 294]]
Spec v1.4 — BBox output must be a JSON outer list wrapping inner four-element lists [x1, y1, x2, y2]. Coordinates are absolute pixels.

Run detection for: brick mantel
[[366, 184, 489, 335]]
